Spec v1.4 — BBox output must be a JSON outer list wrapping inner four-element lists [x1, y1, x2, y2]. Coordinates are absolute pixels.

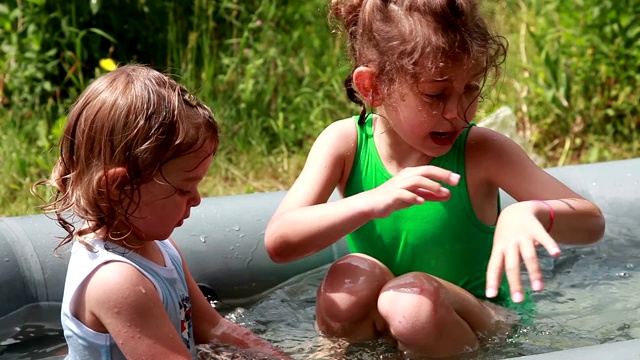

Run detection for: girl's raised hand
[[366, 165, 460, 219], [485, 201, 562, 303]]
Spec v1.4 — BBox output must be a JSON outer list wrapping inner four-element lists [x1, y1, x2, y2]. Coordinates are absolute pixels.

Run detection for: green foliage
[[1, 0, 639, 216], [0, 0, 119, 216], [165, 0, 352, 157], [497, 0, 639, 165]]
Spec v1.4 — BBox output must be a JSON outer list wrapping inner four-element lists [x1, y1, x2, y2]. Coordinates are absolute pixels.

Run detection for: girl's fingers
[[388, 189, 426, 207], [398, 165, 459, 186], [520, 239, 544, 292], [537, 234, 562, 258], [390, 166, 459, 199], [404, 175, 454, 195], [504, 239, 524, 302], [414, 188, 451, 202], [485, 251, 505, 298], [416, 166, 460, 186]]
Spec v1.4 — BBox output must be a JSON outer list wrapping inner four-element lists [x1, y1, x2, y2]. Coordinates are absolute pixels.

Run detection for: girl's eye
[[177, 188, 192, 196], [423, 93, 442, 101], [463, 87, 481, 99], [465, 84, 481, 93]]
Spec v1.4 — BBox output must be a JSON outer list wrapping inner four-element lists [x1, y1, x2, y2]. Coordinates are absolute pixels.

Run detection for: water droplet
[[232, 225, 240, 231], [4, 258, 9, 262], [618, 323, 631, 330], [625, 263, 635, 269], [199, 235, 207, 243], [229, 246, 235, 250], [239, 234, 246, 238], [616, 272, 631, 278]]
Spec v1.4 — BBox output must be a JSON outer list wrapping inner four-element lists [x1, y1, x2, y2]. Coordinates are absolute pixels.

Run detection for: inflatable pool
[[1, 157, 639, 359]]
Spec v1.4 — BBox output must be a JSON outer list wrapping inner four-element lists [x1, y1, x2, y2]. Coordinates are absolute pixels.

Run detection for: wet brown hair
[[329, 0, 507, 122], [33, 64, 220, 253]]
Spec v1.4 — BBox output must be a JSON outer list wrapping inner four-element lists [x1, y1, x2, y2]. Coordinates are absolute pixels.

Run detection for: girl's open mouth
[[429, 131, 458, 146]]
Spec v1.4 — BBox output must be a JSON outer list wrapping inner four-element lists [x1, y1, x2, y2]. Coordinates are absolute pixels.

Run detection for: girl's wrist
[[352, 191, 383, 220], [532, 200, 555, 232]]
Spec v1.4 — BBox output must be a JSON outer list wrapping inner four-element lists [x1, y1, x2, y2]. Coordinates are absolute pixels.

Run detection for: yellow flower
[[99, 58, 117, 72]]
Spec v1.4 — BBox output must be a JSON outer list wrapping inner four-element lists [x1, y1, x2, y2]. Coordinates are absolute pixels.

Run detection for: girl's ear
[[353, 66, 383, 107], [100, 167, 129, 199]]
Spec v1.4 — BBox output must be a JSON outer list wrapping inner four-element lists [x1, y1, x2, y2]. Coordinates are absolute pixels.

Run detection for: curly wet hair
[[329, 0, 507, 121], [33, 64, 220, 253]]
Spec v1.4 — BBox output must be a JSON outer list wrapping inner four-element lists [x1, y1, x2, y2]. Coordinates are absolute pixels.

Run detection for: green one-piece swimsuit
[[343, 114, 533, 314]]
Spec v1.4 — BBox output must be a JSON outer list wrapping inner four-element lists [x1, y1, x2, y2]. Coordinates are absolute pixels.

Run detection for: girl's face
[[380, 62, 484, 158], [129, 142, 215, 242]]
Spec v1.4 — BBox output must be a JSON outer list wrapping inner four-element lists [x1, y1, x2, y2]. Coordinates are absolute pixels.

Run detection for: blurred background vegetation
[[1, 0, 638, 216]]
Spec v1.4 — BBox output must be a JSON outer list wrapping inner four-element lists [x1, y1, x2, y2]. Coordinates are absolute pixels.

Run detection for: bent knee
[[316, 254, 394, 339], [317, 254, 393, 323], [377, 273, 445, 342], [319, 253, 393, 297], [380, 272, 443, 304], [316, 254, 393, 322]]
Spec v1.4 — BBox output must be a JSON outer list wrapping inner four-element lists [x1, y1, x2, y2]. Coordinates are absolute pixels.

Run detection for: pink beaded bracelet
[[534, 200, 555, 232]]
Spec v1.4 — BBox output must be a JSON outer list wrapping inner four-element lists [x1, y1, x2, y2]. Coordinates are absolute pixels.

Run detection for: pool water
[[2, 233, 639, 360]]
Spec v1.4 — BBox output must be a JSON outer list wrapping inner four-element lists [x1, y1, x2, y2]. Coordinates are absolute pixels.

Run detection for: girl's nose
[[191, 190, 202, 207], [442, 97, 462, 122]]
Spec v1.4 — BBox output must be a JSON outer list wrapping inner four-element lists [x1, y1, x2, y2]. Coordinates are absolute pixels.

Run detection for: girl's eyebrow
[[180, 175, 205, 183], [419, 69, 485, 86]]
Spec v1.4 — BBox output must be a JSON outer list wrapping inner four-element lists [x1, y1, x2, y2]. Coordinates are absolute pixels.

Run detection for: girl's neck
[[87, 224, 166, 266], [131, 240, 165, 266], [371, 114, 434, 173]]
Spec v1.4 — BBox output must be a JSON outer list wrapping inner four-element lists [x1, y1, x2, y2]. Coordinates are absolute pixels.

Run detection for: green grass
[[1, 0, 638, 217]]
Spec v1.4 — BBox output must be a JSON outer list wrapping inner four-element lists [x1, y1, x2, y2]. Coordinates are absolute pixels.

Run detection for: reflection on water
[[204, 232, 640, 360], [0, 325, 66, 360], [2, 232, 640, 359]]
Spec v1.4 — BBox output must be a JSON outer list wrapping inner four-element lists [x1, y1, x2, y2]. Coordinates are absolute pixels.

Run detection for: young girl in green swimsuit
[[264, 0, 605, 357]]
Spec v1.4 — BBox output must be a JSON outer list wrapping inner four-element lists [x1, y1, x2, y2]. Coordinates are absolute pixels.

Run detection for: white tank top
[[61, 239, 197, 359]]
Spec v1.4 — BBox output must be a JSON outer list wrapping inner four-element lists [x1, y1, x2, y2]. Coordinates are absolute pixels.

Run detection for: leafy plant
[[1, 0, 638, 216], [500, 0, 639, 165]]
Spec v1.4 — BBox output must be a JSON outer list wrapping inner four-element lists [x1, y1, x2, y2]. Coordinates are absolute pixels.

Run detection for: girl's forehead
[[416, 60, 485, 83], [163, 143, 215, 175]]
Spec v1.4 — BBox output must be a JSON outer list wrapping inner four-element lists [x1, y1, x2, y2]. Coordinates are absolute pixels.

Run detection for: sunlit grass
[[1, 0, 638, 217], [202, 150, 307, 196]]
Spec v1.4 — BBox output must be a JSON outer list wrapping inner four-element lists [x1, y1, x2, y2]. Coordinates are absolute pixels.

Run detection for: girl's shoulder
[[310, 117, 358, 166], [70, 258, 158, 334], [275, 117, 358, 212], [466, 125, 535, 167], [318, 117, 358, 142], [465, 125, 548, 190]]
